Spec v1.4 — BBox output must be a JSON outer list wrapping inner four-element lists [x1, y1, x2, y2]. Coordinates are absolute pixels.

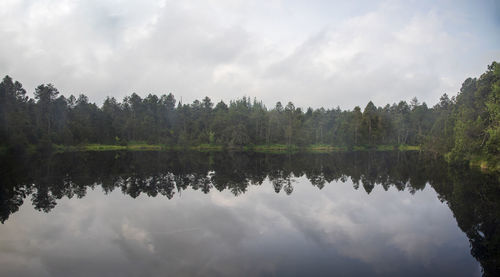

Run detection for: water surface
[[0, 151, 498, 276]]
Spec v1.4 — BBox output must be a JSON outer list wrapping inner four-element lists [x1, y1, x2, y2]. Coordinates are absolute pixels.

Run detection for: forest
[[0, 62, 498, 169]]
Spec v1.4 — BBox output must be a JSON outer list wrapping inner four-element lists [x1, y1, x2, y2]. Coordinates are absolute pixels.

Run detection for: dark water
[[0, 151, 499, 276]]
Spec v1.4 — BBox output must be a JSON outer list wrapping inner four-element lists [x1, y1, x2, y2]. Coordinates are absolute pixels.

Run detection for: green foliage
[[0, 61, 497, 168], [444, 62, 500, 167]]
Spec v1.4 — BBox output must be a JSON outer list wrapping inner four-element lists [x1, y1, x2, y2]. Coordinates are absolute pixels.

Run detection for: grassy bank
[[53, 143, 421, 153], [54, 143, 227, 152], [54, 143, 164, 152], [250, 144, 419, 153], [468, 155, 500, 173], [352, 144, 421, 151], [305, 144, 348, 152]]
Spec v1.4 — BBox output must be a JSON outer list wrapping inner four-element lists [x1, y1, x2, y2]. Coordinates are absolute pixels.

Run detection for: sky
[[0, 0, 499, 109]]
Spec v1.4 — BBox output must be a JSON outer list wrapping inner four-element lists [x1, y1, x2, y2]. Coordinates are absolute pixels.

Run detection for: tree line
[[0, 62, 498, 165]]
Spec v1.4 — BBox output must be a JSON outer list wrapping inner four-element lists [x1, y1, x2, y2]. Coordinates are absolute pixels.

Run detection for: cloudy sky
[[1, 0, 499, 109]]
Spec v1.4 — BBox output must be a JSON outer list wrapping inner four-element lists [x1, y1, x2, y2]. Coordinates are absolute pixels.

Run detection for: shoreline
[[52, 143, 422, 153], [2, 143, 497, 173]]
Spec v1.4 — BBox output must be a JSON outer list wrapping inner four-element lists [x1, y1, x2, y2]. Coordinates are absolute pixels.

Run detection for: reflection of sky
[[0, 177, 480, 276]]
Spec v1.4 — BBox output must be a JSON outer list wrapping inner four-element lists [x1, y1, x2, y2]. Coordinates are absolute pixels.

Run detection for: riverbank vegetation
[[0, 62, 498, 170], [51, 143, 421, 153]]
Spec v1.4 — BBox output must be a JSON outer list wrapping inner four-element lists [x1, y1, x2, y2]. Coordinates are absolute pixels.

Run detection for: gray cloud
[[0, 0, 498, 109], [0, 177, 479, 276]]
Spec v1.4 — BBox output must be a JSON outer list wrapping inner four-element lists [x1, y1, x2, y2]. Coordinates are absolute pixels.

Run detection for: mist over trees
[[0, 62, 498, 165]]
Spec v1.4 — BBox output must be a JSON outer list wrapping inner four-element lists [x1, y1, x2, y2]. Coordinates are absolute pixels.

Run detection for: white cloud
[[0, 0, 498, 108]]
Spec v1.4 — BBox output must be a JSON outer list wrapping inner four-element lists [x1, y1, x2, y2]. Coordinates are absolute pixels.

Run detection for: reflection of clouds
[[211, 177, 477, 275], [0, 177, 478, 276], [120, 219, 155, 253], [261, 178, 469, 273], [210, 190, 239, 207]]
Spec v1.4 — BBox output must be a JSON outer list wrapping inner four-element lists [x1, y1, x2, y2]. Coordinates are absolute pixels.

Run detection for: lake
[[0, 151, 499, 276]]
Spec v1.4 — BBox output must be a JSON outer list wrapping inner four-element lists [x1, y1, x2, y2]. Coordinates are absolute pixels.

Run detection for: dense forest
[[0, 62, 498, 168]]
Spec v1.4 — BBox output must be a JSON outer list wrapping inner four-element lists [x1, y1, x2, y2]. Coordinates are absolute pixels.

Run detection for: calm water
[[0, 151, 499, 276]]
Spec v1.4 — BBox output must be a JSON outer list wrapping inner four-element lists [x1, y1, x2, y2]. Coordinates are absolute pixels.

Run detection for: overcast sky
[[1, 0, 499, 109]]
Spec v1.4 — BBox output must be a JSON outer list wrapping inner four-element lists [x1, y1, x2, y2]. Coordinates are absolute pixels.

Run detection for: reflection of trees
[[0, 150, 499, 276], [431, 168, 500, 277], [1, 151, 497, 218]]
